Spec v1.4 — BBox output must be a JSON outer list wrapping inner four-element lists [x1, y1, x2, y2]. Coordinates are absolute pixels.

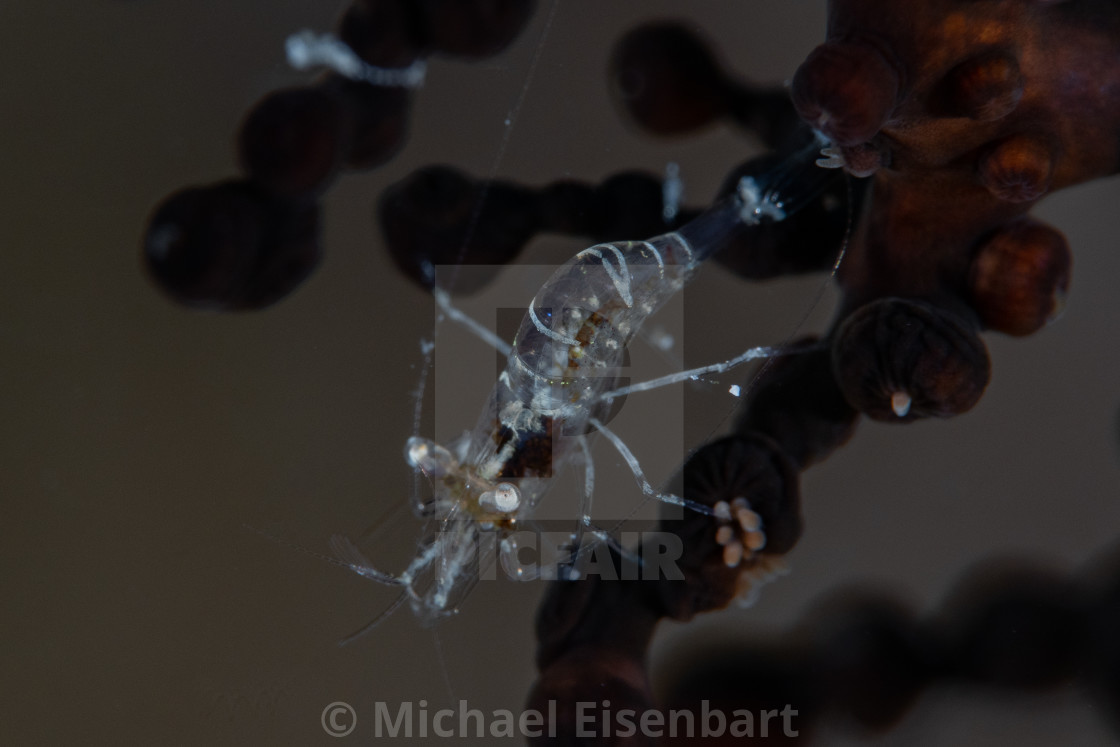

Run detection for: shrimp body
[[485, 234, 699, 476], [361, 150, 827, 624], [404, 232, 700, 620]]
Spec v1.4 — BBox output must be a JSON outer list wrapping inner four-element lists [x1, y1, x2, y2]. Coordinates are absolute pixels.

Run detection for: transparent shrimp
[[335, 140, 837, 631]]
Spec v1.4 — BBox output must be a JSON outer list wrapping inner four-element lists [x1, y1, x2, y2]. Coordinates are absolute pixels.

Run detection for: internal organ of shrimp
[[403, 233, 701, 619]]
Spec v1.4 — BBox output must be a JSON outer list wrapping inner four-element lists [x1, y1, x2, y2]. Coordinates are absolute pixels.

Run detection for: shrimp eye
[[482, 482, 522, 513], [405, 436, 457, 477]]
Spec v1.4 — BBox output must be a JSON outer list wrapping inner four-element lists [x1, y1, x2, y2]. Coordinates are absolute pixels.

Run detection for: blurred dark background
[[2, 1, 1118, 744]]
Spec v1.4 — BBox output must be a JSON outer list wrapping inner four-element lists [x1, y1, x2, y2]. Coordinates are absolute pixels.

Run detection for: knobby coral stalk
[[528, 1, 1120, 742]]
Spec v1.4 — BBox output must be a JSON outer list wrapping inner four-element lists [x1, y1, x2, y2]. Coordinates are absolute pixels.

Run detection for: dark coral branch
[[528, 1, 1120, 742], [662, 551, 1120, 740]]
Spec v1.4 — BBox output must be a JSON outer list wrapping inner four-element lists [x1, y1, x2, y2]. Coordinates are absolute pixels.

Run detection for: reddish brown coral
[[789, 1, 1120, 427], [795, 0, 1119, 322], [529, 1, 1120, 741]]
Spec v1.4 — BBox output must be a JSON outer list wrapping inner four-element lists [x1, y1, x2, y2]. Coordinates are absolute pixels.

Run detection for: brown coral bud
[[942, 51, 1024, 121], [338, 0, 424, 68], [804, 593, 930, 731], [660, 644, 815, 744], [528, 651, 654, 746], [322, 76, 411, 170], [791, 40, 900, 146], [609, 21, 729, 136], [737, 342, 860, 469], [237, 86, 352, 200], [377, 165, 538, 291], [968, 219, 1072, 336], [143, 180, 322, 311], [977, 134, 1055, 203], [833, 142, 887, 177], [939, 564, 1083, 689], [659, 435, 801, 620], [831, 298, 991, 421], [420, 0, 536, 59]]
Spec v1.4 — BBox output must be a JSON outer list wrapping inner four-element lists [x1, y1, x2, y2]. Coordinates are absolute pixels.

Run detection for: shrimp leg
[[596, 340, 824, 401], [433, 287, 512, 356], [589, 416, 715, 517], [556, 436, 642, 579], [330, 532, 450, 593]]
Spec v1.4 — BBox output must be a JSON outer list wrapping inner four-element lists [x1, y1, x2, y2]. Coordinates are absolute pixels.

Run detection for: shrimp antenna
[[242, 523, 360, 571], [243, 524, 412, 643], [336, 591, 409, 647]]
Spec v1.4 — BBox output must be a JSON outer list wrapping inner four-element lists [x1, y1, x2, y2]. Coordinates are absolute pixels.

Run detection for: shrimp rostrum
[[335, 143, 835, 630]]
